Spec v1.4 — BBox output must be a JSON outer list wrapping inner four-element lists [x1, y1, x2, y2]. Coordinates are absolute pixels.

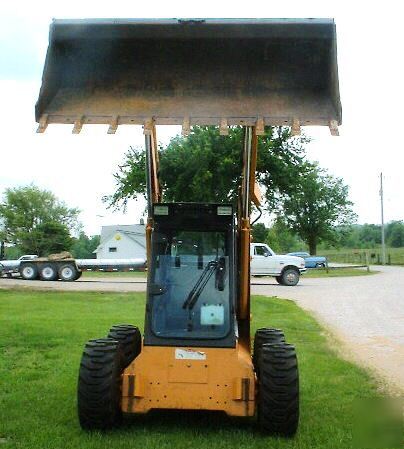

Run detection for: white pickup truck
[[250, 243, 306, 286]]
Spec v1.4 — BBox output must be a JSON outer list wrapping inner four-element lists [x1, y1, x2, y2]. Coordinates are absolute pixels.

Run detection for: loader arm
[[38, 18, 342, 433]]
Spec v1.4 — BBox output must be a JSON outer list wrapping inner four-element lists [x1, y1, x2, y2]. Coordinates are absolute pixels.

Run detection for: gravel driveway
[[252, 265, 404, 393], [1, 266, 403, 392]]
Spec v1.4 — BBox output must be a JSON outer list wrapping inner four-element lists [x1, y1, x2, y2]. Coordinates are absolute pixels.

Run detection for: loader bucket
[[35, 18, 341, 132]]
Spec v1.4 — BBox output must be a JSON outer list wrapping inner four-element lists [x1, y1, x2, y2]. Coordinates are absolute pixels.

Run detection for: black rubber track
[[253, 328, 285, 373], [107, 324, 141, 368], [258, 342, 299, 437], [77, 338, 124, 430]]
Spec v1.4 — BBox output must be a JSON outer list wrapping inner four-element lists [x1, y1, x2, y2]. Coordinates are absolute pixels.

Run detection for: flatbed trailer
[[18, 257, 82, 281], [0, 256, 147, 281]]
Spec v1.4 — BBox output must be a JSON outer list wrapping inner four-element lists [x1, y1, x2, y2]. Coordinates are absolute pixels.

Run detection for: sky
[[1, 1, 403, 236]]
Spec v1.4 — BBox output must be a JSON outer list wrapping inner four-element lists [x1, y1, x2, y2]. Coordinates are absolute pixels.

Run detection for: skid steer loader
[[36, 18, 341, 435]]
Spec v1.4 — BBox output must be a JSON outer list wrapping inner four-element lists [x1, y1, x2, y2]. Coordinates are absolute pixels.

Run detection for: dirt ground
[[252, 265, 404, 394]]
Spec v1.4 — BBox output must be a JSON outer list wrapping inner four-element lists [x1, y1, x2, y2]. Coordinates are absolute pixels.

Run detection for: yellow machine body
[[122, 343, 255, 416], [37, 19, 341, 433]]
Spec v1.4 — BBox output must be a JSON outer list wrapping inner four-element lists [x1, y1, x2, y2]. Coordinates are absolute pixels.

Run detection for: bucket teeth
[[36, 114, 48, 133], [143, 118, 154, 135], [220, 118, 229, 136], [182, 117, 191, 136], [255, 118, 265, 135], [329, 119, 339, 136], [35, 19, 341, 131], [72, 116, 84, 134], [291, 118, 301, 136], [107, 116, 119, 134]]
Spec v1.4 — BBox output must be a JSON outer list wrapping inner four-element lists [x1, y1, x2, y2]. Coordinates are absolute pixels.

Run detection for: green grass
[[303, 267, 376, 278], [0, 290, 390, 449]]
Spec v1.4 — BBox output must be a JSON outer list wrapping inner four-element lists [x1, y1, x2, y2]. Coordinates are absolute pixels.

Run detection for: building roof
[[95, 224, 146, 253]]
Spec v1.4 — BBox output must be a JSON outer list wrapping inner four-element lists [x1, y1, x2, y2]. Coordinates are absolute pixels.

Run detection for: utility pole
[[0, 217, 4, 260], [380, 172, 386, 265]]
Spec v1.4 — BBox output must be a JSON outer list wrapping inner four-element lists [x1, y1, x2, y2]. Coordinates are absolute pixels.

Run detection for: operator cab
[[144, 203, 237, 348]]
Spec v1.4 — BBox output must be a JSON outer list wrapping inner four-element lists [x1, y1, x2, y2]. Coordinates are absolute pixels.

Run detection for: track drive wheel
[[107, 324, 142, 368], [253, 328, 285, 374], [77, 338, 124, 430], [258, 342, 299, 437]]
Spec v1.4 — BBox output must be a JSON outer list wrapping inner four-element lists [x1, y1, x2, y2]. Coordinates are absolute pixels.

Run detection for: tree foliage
[[386, 220, 404, 248], [277, 164, 357, 254], [105, 126, 307, 209], [266, 219, 304, 253], [0, 185, 80, 255], [25, 221, 73, 256], [251, 223, 268, 243], [71, 232, 101, 259]]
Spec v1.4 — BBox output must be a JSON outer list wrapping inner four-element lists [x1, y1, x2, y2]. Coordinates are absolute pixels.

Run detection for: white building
[[95, 224, 146, 259]]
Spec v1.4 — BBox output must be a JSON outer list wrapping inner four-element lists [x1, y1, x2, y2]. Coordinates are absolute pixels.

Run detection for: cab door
[[251, 245, 274, 275]]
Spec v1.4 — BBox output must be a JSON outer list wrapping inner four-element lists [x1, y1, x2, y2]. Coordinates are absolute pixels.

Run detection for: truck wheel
[[280, 268, 300, 286], [20, 263, 39, 280], [253, 328, 285, 375], [59, 263, 79, 281], [78, 338, 124, 430], [39, 263, 58, 281], [275, 276, 282, 285], [258, 343, 299, 436], [107, 324, 141, 368], [315, 263, 325, 268]]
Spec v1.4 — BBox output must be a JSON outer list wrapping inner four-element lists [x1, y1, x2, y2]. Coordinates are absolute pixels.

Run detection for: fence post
[[388, 254, 391, 265], [377, 254, 380, 264], [365, 252, 370, 272], [325, 258, 329, 274]]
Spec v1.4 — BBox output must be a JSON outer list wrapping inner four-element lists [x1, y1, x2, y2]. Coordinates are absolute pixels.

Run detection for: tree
[[386, 221, 404, 248], [23, 221, 73, 256], [266, 219, 304, 253], [278, 163, 357, 254], [0, 185, 80, 254], [71, 232, 101, 259], [251, 223, 268, 243], [105, 126, 307, 209], [358, 224, 381, 248]]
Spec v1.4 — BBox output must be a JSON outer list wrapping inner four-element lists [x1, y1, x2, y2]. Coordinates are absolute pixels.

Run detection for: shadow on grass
[[121, 409, 256, 433]]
